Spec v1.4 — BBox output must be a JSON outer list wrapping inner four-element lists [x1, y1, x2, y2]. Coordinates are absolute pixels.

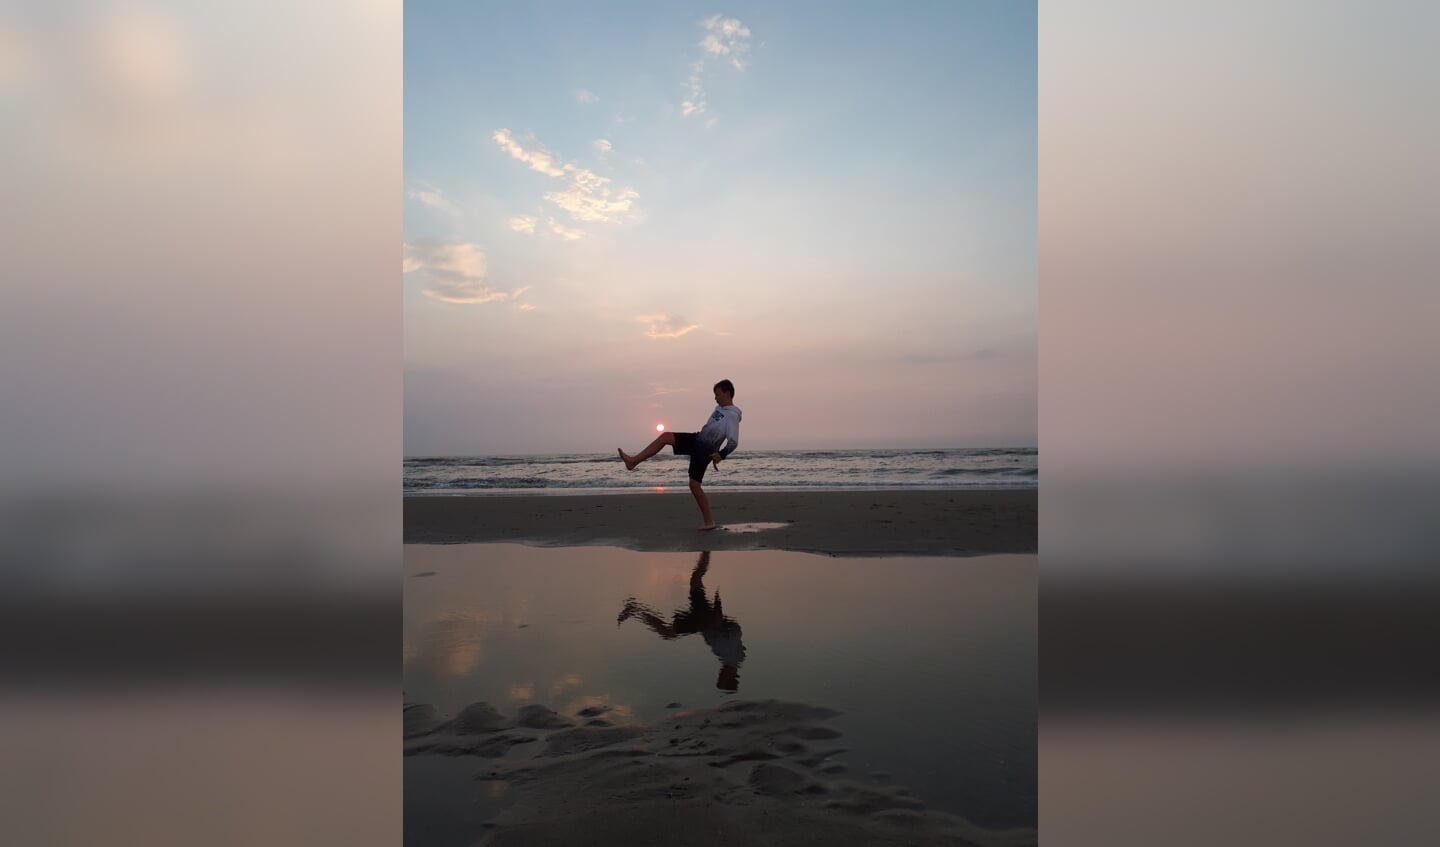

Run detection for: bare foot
[[699, 524, 719, 531], [617, 448, 637, 471]]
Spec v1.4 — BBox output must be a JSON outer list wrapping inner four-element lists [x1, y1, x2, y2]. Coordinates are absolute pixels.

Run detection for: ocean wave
[[404, 448, 1039, 493], [931, 467, 1038, 478], [405, 456, 617, 468]]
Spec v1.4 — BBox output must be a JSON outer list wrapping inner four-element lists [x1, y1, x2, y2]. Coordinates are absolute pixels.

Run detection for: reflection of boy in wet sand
[[618, 551, 746, 691]]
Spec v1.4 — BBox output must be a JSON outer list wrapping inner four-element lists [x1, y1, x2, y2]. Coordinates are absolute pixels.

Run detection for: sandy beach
[[404, 500, 1037, 845], [406, 697, 1035, 847], [404, 489, 1036, 556]]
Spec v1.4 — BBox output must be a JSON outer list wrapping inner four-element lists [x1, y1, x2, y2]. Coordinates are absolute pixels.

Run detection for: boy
[[618, 379, 741, 530]]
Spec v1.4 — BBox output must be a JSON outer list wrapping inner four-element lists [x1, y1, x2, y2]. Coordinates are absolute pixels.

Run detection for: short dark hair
[[714, 379, 735, 397]]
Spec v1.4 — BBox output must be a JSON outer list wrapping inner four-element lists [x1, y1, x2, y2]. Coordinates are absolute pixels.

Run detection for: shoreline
[[404, 483, 1036, 497], [404, 488, 1036, 557]]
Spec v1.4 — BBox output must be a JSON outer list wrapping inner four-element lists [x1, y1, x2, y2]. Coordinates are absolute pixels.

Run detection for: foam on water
[[404, 447, 1038, 494]]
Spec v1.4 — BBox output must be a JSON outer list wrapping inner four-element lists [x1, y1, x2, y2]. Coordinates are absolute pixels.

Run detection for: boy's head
[[713, 379, 735, 404]]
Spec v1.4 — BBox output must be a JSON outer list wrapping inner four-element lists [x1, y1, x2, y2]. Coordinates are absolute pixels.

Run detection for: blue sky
[[404, 2, 1035, 455]]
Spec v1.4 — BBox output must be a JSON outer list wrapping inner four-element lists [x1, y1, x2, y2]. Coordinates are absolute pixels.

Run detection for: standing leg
[[619, 431, 675, 470], [689, 479, 716, 529], [689, 551, 711, 587]]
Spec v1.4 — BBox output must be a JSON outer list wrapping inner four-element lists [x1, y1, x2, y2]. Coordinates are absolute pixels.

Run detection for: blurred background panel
[[1041, 1, 1440, 845], [0, 0, 400, 844]]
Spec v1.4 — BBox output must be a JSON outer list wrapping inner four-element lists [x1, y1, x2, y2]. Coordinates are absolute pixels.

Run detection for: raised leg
[[618, 598, 680, 639], [618, 431, 675, 470]]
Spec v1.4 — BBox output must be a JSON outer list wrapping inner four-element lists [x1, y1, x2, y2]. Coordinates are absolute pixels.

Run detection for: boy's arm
[[716, 415, 740, 459]]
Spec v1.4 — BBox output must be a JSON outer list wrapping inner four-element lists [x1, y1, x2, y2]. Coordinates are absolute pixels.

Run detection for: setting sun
[[656, 423, 665, 432]]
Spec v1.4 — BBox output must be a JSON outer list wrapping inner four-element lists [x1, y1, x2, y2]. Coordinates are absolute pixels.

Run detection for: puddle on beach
[[403, 543, 1035, 845], [716, 521, 790, 533]]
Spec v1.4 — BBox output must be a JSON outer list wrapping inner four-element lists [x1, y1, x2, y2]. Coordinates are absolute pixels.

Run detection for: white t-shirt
[[702, 624, 746, 668], [698, 404, 742, 458]]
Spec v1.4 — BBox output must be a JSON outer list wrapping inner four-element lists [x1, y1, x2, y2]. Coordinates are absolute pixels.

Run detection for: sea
[[403, 447, 1037, 494]]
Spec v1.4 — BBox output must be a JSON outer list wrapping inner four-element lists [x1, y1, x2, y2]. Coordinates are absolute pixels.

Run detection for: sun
[[656, 423, 665, 432]]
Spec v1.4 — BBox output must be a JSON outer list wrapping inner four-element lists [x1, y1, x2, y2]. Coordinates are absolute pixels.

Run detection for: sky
[[404, 1, 1036, 456]]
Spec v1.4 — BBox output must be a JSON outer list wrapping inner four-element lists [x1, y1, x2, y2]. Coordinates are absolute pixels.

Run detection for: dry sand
[[404, 489, 1036, 556], [405, 697, 1036, 847]]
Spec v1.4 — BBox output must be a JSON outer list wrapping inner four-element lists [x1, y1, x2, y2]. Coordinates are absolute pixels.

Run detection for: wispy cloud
[[404, 241, 486, 280], [516, 303, 537, 311], [593, 138, 612, 155], [635, 313, 700, 339], [545, 169, 638, 223], [404, 241, 530, 305], [548, 218, 584, 241], [492, 128, 566, 177], [493, 129, 639, 224], [407, 183, 460, 215], [647, 385, 690, 397], [682, 60, 708, 117], [509, 215, 537, 234], [682, 15, 752, 120], [575, 89, 599, 104]]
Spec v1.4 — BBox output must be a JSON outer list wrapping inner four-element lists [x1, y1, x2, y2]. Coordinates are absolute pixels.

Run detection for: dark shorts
[[671, 432, 711, 483]]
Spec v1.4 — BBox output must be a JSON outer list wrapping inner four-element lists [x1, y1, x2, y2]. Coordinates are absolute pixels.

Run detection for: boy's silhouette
[[617, 551, 746, 691]]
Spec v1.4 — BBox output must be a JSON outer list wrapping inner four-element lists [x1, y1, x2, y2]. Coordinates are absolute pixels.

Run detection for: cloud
[[547, 218, 583, 241], [682, 60, 708, 116], [593, 138, 612, 155], [404, 240, 486, 280], [492, 128, 566, 177], [575, 89, 599, 104], [545, 168, 638, 223], [407, 183, 460, 215], [404, 240, 530, 305], [493, 129, 639, 224], [682, 16, 751, 119], [423, 284, 527, 306], [635, 313, 700, 339], [516, 303, 537, 311], [700, 15, 752, 70], [509, 215, 537, 233]]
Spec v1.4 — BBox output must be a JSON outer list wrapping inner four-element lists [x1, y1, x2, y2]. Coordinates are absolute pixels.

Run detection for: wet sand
[[405, 697, 1036, 847], [404, 497, 1037, 845], [404, 489, 1036, 556]]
